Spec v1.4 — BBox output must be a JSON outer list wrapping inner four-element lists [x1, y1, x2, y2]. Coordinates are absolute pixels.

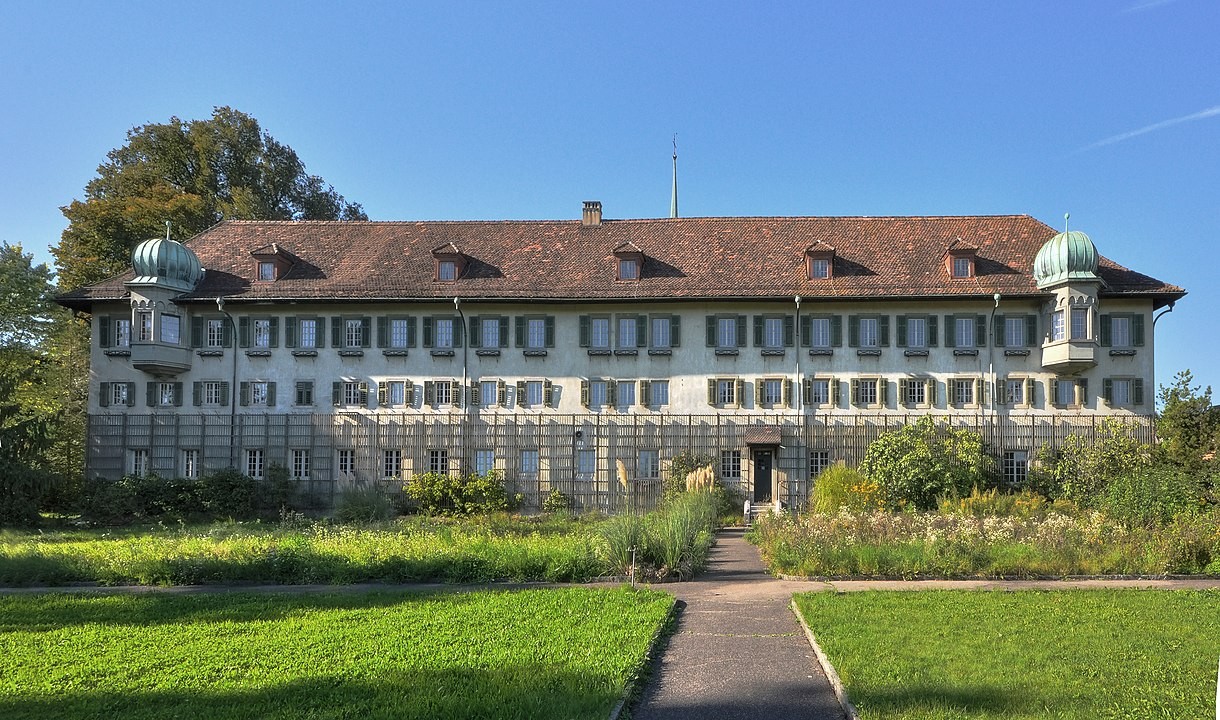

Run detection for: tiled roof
[[58, 215, 1185, 309]]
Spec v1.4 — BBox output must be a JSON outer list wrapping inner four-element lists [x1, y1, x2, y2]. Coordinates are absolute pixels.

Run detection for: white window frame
[[638, 450, 660, 479], [390, 318, 411, 349], [292, 449, 311, 480], [258, 261, 276, 281], [650, 316, 671, 350], [388, 380, 407, 406], [590, 317, 611, 350], [855, 378, 878, 406], [762, 378, 783, 406], [182, 449, 199, 479], [157, 382, 175, 407], [253, 318, 272, 348], [111, 383, 129, 406], [720, 450, 742, 480], [589, 380, 608, 408], [1002, 451, 1028, 487], [345, 318, 364, 348], [810, 257, 830, 279], [526, 317, 547, 349], [617, 380, 636, 409], [246, 448, 265, 479], [434, 317, 455, 349], [616, 315, 637, 349], [717, 316, 737, 349], [343, 381, 363, 406], [519, 449, 540, 478], [1070, 308, 1089, 341], [716, 379, 736, 406], [160, 314, 181, 345], [137, 312, 153, 342], [114, 318, 132, 348], [1111, 316, 1132, 348], [1005, 378, 1025, 406], [903, 379, 926, 406], [1051, 310, 1065, 342], [952, 256, 972, 278], [206, 318, 226, 348], [955, 316, 976, 348], [429, 449, 450, 475], [437, 260, 456, 281], [808, 378, 830, 405], [337, 449, 356, 475], [907, 316, 927, 349], [858, 317, 879, 348], [1110, 378, 1133, 406], [810, 450, 831, 478], [809, 317, 831, 349], [481, 317, 500, 348], [650, 380, 669, 407], [952, 378, 975, 407], [475, 449, 496, 476], [384, 449, 402, 479], [1004, 316, 1026, 348], [129, 448, 148, 477], [525, 380, 544, 408]]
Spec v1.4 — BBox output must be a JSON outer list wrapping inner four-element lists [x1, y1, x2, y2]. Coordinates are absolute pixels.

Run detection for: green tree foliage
[[0, 373, 55, 525], [858, 417, 996, 510], [54, 106, 367, 290], [404, 471, 509, 515], [0, 243, 55, 348], [1156, 370, 1218, 472], [1030, 418, 1152, 506]]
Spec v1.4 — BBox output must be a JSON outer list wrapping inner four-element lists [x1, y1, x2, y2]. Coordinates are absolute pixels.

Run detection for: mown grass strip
[[794, 589, 1220, 719], [0, 586, 673, 720]]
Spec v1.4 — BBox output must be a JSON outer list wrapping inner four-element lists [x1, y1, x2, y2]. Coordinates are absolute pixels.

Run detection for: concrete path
[[631, 528, 847, 720]]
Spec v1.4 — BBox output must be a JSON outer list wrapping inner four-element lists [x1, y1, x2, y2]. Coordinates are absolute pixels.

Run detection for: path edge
[[791, 598, 860, 720], [609, 593, 680, 720]]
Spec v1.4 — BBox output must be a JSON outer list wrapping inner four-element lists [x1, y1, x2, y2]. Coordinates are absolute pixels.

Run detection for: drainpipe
[[216, 297, 239, 470], [987, 293, 1001, 440], [454, 297, 467, 473]]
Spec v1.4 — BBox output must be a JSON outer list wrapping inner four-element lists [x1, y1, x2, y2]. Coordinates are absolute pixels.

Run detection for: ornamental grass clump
[[809, 464, 884, 514]]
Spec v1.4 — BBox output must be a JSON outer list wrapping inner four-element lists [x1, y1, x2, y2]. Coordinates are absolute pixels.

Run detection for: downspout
[[987, 293, 1001, 442], [216, 297, 239, 470], [454, 297, 467, 473]]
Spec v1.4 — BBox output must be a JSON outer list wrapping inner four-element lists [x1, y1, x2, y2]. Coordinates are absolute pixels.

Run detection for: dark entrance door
[[753, 449, 773, 503]]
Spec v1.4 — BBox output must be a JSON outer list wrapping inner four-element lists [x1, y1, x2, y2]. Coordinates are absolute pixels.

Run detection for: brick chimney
[[582, 201, 602, 226]]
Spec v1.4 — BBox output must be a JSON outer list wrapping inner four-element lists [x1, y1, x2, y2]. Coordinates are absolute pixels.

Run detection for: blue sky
[[2, 1, 1216, 396]]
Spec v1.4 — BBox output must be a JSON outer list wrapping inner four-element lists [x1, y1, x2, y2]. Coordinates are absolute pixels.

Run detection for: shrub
[[404, 471, 509, 515], [0, 460, 53, 526], [260, 462, 297, 513], [663, 451, 716, 504], [1099, 464, 1204, 529], [1031, 418, 1153, 505], [859, 417, 996, 510], [335, 484, 395, 524], [810, 464, 882, 514], [542, 488, 573, 514], [196, 469, 256, 518]]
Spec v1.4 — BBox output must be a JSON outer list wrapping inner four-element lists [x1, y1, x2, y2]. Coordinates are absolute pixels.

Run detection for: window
[[129, 449, 148, 477], [762, 316, 784, 349], [258, 261, 276, 281], [340, 381, 367, 407], [589, 380, 608, 408], [720, 450, 742, 480], [291, 449, 310, 480], [906, 316, 927, 349], [590, 317, 610, 351], [519, 449, 539, 478], [618, 258, 639, 280], [389, 318, 412, 349], [761, 378, 783, 406], [182, 449, 199, 479], [952, 256, 972, 278], [650, 316, 672, 350], [295, 381, 314, 406], [903, 379, 926, 406], [712, 378, 737, 406], [137, 312, 153, 342], [617, 381, 636, 409], [1110, 378, 1131, 406], [160, 315, 181, 344], [717, 316, 738, 349], [248, 381, 270, 406], [480, 380, 498, 407], [434, 317, 455, 349], [1051, 310, 1065, 342], [384, 449, 402, 478], [345, 318, 365, 348], [810, 257, 830, 279], [576, 450, 596, 478], [437, 260, 456, 281], [810, 451, 831, 479], [156, 382, 177, 406], [298, 318, 318, 349], [616, 315, 638, 349], [475, 449, 496, 476], [1004, 317, 1026, 348], [523, 380, 544, 408], [1055, 378, 1077, 407], [429, 449, 450, 474], [853, 378, 878, 406], [207, 318, 226, 348], [1070, 308, 1089, 340], [388, 380, 408, 406], [246, 449, 265, 480], [1002, 451, 1028, 487], [808, 316, 833, 349], [526, 317, 547, 349], [114, 318, 131, 347], [1110, 316, 1131, 348], [337, 449, 355, 475], [110, 383, 129, 406], [806, 378, 830, 405], [629, 450, 658, 480], [1005, 379, 1025, 406], [955, 316, 976, 348], [858, 317, 879, 348], [434, 381, 453, 406], [480, 317, 501, 348], [650, 380, 669, 406], [1104, 377, 1143, 407], [952, 378, 976, 406]]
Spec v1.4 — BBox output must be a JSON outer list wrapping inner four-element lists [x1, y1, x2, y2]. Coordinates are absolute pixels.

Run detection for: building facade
[[59, 204, 1184, 509]]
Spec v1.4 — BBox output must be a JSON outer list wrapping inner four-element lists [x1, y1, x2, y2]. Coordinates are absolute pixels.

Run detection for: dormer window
[[952, 256, 972, 278], [431, 243, 466, 282], [438, 260, 457, 282], [612, 242, 645, 282], [804, 242, 835, 280], [250, 243, 295, 283], [619, 258, 639, 280], [944, 241, 978, 279], [258, 262, 276, 282]]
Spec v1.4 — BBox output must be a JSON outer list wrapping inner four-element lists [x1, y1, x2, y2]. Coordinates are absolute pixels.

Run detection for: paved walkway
[[631, 528, 847, 720]]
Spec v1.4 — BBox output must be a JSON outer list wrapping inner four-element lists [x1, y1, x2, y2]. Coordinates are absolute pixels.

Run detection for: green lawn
[[0, 587, 673, 720], [794, 590, 1220, 720]]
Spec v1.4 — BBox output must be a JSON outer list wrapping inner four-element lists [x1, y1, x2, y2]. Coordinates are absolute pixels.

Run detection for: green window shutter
[[850, 379, 859, 405], [783, 315, 795, 347], [831, 315, 843, 347], [640, 380, 651, 406], [879, 316, 890, 346], [192, 382, 202, 406], [1025, 314, 1037, 347], [240, 382, 250, 406], [802, 378, 811, 404], [993, 314, 1006, 347], [219, 382, 230, 407], [753, 315, 764, 346], [515, 381, 526, 405], [405, 382, 416, 406], [499, 317, 510, 348], [543, 380, 554, 407], [407, 317, 417, 347], [800, 315, 811, 347], [359, 382, 369, 406], [498, 381, 507, 406], [332, 382, 342, 407], [424, 381, 436, 406], [331, 317, 343, 348], [707, 379, 716, 406], [285, 317, 298, 348], [1132, 314, 1145, 347], [705, 316, 716, 347], [377, 316, 388, 348], [880, 379, 889, 406], [1133, 377, 1145, 405], [580, 380, 590, 408], [670, 315, 680, 346], [607, 380, 617, 406], [239, 317, 250, 348], [360, 317, 371, 348], [784, 379, 793, 408], [515, 316, 526, 347], [1102, 378, 1113, 403], [899, 379, 908, 403], [469, 316, 481, 347], [422, 316, 434, 348], [927, 315, 938, 347], [848, 315, 860, 348], [975, 379, 985, 405], [145, 382, 155, 407], [469, 382, 480, 406], [173, 383, 183, 407], [831, 378, 841, 405], [222, 321, 233, 348], [1025, 378, 1036, 407], [755, 378, 765, 404], [992, 379, 1004, 406], [1099, 314, 1111, 347], [896, 315, 908, 347], [579, 315, 590, 347], [315, 317, 326, 347], [636, 316, 646, 347], [266, 383, 276, 407], [377, 382, 387, 406], [190, 318, 203, 348], [975, 315, 987, 348], [736, 316, 747, 347], [1077, 378, 1088, 404], [99, 316, 112, 347], [99, 383, 110, 407], [927, 379, 938, 406], [545, 316, 555, 347], [1050, 378, 1061, 406], [735, 379, 745, 405], [269, 318, 279, 347], [944, 315, 957, 348]]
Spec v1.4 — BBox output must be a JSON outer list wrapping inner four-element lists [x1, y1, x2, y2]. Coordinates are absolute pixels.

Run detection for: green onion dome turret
[[130, 236, 203, 292], [1033, 225, 1100, 289]]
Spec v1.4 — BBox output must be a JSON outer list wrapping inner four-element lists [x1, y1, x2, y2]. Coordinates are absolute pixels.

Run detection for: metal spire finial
[[1064, 212, 1070, 233], [165, 220, 172, 241], [670, 134, 678, 219]]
